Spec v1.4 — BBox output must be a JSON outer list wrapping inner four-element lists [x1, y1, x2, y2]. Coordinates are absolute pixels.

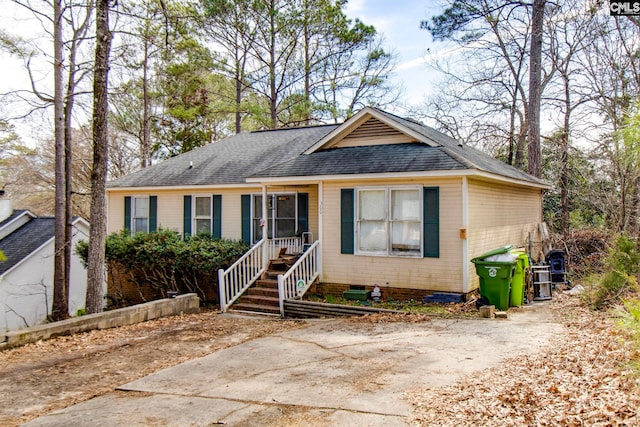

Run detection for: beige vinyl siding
[[466, 178, 544, 291], [321, 178, 464, 292], [107, 186, 319, 241]]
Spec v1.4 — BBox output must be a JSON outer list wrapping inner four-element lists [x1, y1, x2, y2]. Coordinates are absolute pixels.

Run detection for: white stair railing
[[268, 237, 302, 259], [218, 239, 267, 312], [277, 241, 320, 316]]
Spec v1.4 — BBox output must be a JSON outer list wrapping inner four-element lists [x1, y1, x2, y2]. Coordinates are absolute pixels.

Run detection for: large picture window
[[356, 187, 422, 257]]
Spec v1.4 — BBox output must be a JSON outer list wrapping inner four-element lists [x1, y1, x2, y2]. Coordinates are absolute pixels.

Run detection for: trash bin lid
[[475, 245, 514, 260]]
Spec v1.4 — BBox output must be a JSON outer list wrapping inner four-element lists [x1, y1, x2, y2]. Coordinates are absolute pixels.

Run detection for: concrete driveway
[[23, 305, 562, 426]]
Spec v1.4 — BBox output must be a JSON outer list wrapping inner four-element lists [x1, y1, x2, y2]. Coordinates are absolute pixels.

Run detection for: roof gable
[[0, 210, 37, 241], [0, 216, 55, 276], [322, 116, 419, 149], [304, 107, 440, 154]]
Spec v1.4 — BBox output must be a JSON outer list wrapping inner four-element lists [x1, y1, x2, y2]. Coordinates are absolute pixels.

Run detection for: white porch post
[[461, 176, 469, 293], [262, 185, 269, 265], [318, 181, 323, 282]]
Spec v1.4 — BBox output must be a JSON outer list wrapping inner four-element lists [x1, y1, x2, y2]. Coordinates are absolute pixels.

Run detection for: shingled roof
[[108, 125, 339, 188], [0, 216, 55, 275], [107, 107, 548, 189]]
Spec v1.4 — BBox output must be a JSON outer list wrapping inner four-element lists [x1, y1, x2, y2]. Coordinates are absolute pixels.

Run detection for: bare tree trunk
[[142, 37, 151, 168], [269, 1, 278, 129], [86, 0, 112, 314], [51, 0, 68, 321], [527, 0, 545, 178]]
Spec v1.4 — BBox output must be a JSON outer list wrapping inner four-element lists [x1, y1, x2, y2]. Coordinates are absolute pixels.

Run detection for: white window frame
[[131, 195, 150, 234], [355, 186, 423, 258], [192, 194, 213, 236]]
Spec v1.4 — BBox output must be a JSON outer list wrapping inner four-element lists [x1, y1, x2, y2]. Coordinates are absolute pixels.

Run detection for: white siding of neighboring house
[[0, 220, 92, 334]]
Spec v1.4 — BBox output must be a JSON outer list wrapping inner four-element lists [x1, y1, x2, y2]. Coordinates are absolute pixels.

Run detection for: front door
[[252, 193, 297, 243]]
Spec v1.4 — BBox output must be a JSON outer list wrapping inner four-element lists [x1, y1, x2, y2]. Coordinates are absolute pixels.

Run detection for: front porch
[[218, 236, 320, 316]]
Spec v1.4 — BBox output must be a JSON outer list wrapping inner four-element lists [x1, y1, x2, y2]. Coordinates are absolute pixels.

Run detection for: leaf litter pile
[[407, 292, 640, 426]]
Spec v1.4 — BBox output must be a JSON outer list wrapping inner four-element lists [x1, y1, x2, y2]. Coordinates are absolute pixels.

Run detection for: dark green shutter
[[423, 187, 439, 258], [241, 194, 251, 244], [297, 193, 308, 234], [213, 195, 222, 239], [149, 196, 157, 232], [124, 196, 131, 232], [183, 195, 192, 238], [340, 189, 355, 254]]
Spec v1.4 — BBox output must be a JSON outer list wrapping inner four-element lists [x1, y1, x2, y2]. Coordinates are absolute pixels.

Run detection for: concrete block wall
[[1, 293, 200, 348]]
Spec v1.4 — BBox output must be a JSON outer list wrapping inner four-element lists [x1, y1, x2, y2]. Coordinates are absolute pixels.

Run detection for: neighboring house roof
[[107, 107, 548, 190], [0, 216, 55, 276], [0, 213, 90, 277], [0, 209, 29, 228], [108, 125, 339, 188]]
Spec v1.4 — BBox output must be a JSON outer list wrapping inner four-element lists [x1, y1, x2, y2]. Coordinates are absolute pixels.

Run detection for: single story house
[[0, 200, 91, 334], [107, 107, 550, 313]]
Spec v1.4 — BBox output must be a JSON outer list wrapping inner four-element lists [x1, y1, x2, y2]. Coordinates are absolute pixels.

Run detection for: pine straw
[[407, 293, 640, 426]]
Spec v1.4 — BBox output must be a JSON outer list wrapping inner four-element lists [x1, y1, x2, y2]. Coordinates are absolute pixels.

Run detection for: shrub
[[75, 229, 249, 305], [582, 234, 640, 309]]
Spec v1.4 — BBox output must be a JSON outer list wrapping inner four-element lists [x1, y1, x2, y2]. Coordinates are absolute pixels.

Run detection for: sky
[[0, 0, 450, 144], [344, 0, 447, 107]]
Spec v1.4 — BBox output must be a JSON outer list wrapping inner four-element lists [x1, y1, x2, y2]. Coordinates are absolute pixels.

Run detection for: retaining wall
[[1, 293, 200, 348]]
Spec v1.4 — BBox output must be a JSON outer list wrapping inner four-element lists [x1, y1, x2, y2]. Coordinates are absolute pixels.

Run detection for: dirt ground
[[1, 294, 639, 426], [0, 310, 305, 426]]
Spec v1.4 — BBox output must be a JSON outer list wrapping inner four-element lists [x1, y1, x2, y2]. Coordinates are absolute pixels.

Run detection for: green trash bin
[[471, 245, 516, 311], [509, 251, 530, 307]]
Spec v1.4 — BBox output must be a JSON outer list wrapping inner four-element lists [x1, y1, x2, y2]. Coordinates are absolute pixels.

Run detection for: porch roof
[[249, 140, 549, 188], [248, 143, 467, 178]]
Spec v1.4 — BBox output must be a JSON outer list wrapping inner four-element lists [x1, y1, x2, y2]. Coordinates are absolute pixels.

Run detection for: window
[[132, 196, 149, 234], [194, 196, 212, 235], [356, 187, 422, 257]]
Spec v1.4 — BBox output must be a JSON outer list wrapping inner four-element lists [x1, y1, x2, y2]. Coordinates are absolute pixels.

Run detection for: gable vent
[[330, 117, 418, 149]]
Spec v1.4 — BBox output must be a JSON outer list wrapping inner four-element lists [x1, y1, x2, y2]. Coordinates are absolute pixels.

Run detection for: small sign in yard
[[296, 279, 305, 295]]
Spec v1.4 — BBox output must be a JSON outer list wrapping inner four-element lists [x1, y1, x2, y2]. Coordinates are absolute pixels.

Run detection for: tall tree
[[86, 0, 112, 314], [527, 0, 545, 178], [51, 0, 68, 321], [422, 1, 536, 167], [110, 0, 168, 167], [200, 0, 259, 133]]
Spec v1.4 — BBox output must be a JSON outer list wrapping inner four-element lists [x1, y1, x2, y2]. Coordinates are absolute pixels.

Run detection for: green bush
[[75, 229, 249, 304], [615, 298, 640, 375], [582, 234, 640, 309]]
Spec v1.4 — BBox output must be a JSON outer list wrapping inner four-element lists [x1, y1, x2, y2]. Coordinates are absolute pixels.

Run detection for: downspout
[[462, 177, 469, 293]]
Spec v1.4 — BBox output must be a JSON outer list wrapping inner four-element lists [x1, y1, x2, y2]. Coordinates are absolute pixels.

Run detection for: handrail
[[218, 239, 266, 312], [277, 240, 320, 316], [268, 237, 302, 259]]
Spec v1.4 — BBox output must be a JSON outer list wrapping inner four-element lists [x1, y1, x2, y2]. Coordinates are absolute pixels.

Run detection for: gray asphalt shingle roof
[[250, 143, 467, 178], [108, 125, 339, 188], [0, 216, 55, 275], [107, 107, 547, 189], [0, 210, 27, 228]]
